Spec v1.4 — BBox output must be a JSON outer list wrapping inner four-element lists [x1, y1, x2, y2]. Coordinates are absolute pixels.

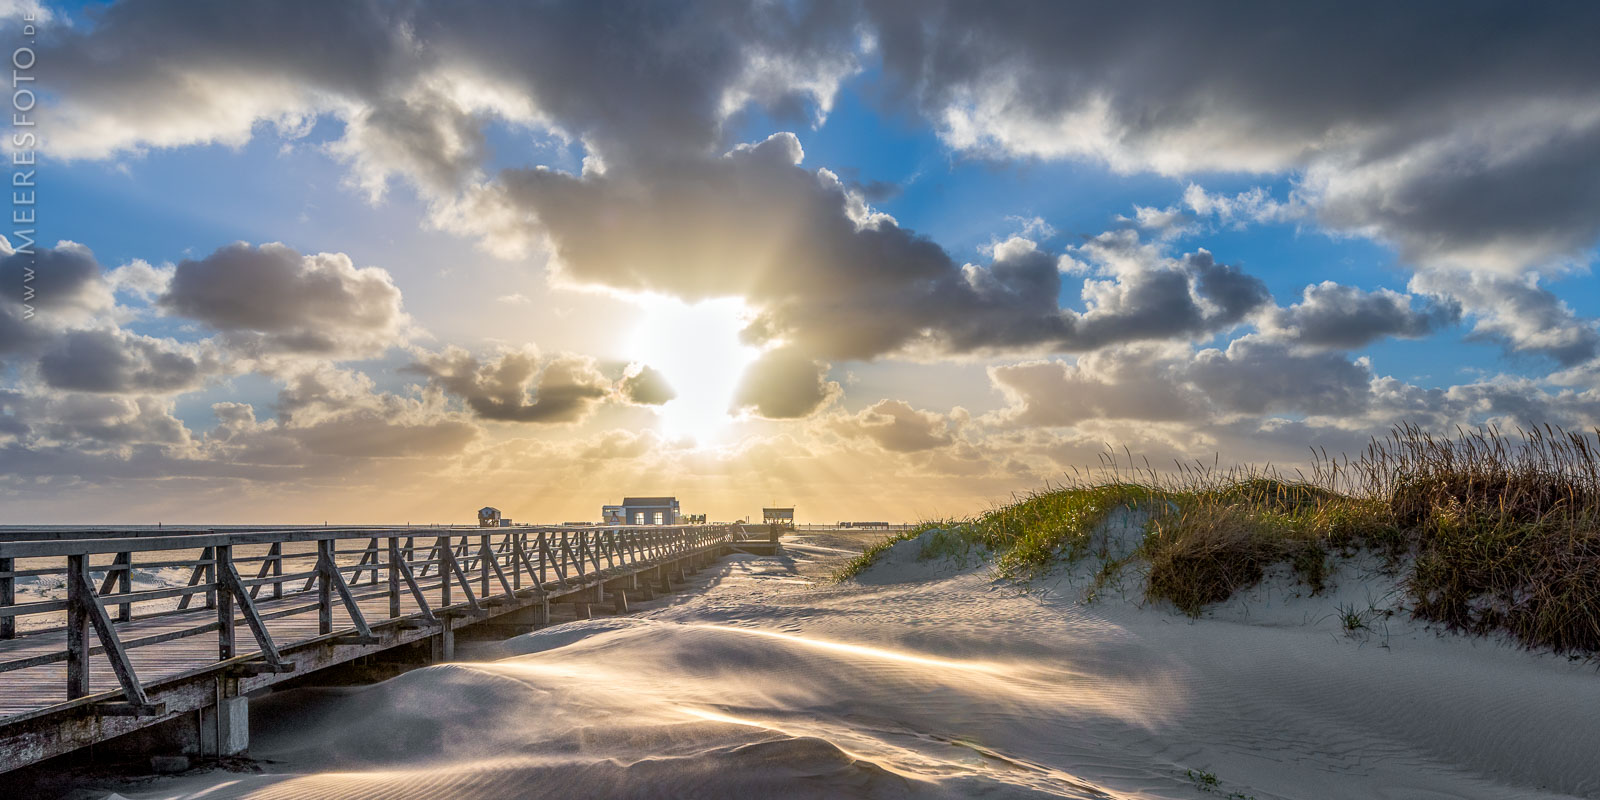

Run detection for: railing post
[[388, 536, 401, 618], [439, 535, 453, 607], [0, 555, 13, 639], [217, 545, 235, 659], [538, 531, 548, 586], [271, 541, 283, 600], [480, 533, 490, 598], [512, 533, 524, 590], [204, 546, 216, 610], [317, 539, 333, 635], [66, 554, 91, 699], [116, 551, 132, 621]]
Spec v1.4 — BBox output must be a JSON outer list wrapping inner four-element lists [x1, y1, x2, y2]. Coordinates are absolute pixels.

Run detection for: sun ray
[[629, 296, 760, 444]]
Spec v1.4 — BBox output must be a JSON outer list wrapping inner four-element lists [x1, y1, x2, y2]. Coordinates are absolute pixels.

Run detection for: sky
[[2, 0, 1599, 525]]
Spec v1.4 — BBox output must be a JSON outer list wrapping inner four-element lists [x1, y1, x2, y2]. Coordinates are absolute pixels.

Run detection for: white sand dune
[[106, 530, 1597, 800]]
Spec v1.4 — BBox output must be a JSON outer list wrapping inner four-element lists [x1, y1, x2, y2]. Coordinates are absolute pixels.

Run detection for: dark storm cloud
[[157, 242, 409, 357], [866, 0, 1600, 273], [407, 347, 611, 424], [25, 0, 1600, 469], [1263, 282, 1461, 350], [42, 0, 863, 173], [41, 1, 1283, 366]]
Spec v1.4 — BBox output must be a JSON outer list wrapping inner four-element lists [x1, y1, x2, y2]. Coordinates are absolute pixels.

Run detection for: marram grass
[[839, 424, 1600, 656]]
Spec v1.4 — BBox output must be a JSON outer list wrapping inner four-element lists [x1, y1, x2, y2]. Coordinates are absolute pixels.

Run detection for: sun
[[628, 296, 760, 443]]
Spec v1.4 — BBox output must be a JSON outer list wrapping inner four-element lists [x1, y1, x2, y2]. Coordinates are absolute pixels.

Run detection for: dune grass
[[833, 525, 931, 581], [841, 424, 1600, 656]]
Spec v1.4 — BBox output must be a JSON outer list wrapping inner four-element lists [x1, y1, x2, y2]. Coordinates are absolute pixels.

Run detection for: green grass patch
[[831, 523, 938, 581]]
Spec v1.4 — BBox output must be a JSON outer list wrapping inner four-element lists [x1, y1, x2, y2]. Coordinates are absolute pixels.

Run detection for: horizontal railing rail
[[0, 524, 738, 716]]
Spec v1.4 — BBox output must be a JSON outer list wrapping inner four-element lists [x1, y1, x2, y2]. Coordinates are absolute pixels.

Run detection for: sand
[[72, 526, 1600, 799]]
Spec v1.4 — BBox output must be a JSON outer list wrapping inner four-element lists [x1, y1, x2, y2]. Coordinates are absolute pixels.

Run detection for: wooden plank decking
[[0, 524, 762, 772]]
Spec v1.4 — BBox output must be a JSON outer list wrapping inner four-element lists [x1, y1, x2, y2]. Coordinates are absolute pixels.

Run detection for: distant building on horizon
[[604, 496, 681, 525]]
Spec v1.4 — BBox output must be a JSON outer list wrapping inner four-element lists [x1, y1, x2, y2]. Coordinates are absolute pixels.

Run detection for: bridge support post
[[200, 694, 249, 757]]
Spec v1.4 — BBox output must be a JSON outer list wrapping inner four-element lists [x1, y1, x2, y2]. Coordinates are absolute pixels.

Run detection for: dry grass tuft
[[841, 423, 1600, 655]]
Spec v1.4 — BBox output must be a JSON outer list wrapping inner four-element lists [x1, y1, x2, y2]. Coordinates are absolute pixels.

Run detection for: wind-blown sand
[[82, 526, 1599, 799]]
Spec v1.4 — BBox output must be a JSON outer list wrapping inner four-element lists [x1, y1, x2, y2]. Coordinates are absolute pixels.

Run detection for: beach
[[56, 527, 1599, 800]]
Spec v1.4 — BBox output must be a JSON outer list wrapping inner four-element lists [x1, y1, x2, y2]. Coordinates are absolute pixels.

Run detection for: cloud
[[733, 346, 839, 419], [221, 364, 484, 462], [868, 0, 1600, 274], [36, 328, 223, 394], [468, 135, 1269, 362], [34, 5, 1298, 365], [1063, 233, 1270, 350], [1182, 185, 1305, 229], [830, 398, 956, 452], [0, 239, 112, 317], [471, 132, 1069, 359], [37, 4, 1320, 370], [0, 390, 191, 450], [284, 414, 480, 460], [0, 241, 142, 360], [1261, 281, 1460, 350], [987, 344, 1201, 426], [578, 428, 664, 461], [1190, 336, 1373, 417], [1409, 270, 1600, 366], [157, 242, 410, 357], [38, 0, 863, 177], [988, 335, 1375, 426], [105, 259, 174, 300], [620, 365, 677, 406], [17, 0, 1600, 519], [407, 346, 611, 423]]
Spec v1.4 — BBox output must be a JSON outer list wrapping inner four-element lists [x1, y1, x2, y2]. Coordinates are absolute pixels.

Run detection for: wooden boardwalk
[[0, 524, 763, 772]]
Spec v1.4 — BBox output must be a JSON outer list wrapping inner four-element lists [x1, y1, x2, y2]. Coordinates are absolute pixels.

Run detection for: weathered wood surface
[[0, 525, 744, 727]]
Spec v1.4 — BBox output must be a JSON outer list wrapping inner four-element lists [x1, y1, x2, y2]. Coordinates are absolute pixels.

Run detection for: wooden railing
[[0, 525, 733, 714]]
